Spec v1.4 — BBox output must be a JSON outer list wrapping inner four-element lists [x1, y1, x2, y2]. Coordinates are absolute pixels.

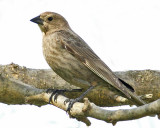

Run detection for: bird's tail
[[128, 90, 146, 106], [119, 78, 146, 106]]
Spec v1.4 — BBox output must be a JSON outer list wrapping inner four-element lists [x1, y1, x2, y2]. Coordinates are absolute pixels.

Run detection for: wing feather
[[56, 30, 145, 105]]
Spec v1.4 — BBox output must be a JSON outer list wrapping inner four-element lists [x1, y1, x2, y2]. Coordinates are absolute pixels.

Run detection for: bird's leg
[[65, 86, 95, 112], [46, 89, 82, 104]]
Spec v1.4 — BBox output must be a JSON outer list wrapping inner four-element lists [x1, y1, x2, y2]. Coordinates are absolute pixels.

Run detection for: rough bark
[[0, 63, 160, 125]]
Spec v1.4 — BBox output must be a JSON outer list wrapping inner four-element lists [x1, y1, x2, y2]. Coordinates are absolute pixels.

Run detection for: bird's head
[[30, 12, 70, 34]]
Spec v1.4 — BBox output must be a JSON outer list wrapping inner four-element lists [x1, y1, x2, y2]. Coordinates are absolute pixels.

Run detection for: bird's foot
[[46, 89, 82, 104], [46, 89, 66, 103], [64, 86, 95, 112], [64, 97, 81, 112]]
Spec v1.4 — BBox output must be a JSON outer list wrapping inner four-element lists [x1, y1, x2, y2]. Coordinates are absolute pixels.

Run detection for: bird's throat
[[38, 24, 47, 34]]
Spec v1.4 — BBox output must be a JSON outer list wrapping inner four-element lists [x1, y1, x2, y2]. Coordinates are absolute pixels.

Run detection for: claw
[[64, 98, 80, 112], [64, 86, 95, 112], [67, 99, 76, 112], [64, 98, 70, 105], [46, 88, 83, 104], [46, 89, 66, 104]]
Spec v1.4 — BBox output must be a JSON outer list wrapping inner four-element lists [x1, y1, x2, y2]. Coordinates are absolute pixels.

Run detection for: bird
[[30, 11, 145, 111]]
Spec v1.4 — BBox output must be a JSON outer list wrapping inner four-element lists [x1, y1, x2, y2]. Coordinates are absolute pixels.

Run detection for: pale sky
[[0, 0, 160, 128]]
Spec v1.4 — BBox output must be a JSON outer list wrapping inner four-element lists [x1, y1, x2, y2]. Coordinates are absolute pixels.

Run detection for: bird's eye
[[48, 17, 53, 21]]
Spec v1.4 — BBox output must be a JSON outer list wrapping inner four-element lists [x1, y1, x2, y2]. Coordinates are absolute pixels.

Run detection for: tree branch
[[0, 63, 160, 126], [0, 63, 159, 106], [26, 91, 160, 126]]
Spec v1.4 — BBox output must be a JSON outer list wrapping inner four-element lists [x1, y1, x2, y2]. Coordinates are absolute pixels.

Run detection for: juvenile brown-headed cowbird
[[30, 12, 145, 111]]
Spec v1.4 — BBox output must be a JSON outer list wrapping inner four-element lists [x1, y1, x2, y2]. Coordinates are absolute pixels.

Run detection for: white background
[[0, 0, 160, 127]]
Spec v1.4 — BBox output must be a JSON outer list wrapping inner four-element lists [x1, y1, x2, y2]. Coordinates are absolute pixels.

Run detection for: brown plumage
[[30, 12, 145, 109]]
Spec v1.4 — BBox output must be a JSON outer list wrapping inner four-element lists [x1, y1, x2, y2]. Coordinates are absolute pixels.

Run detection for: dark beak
[[30, 15, 43, 25]]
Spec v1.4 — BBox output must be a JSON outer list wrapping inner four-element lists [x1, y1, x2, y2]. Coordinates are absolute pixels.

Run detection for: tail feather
[[118, 78, 146, 106], [128, 90, 146, 106]]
